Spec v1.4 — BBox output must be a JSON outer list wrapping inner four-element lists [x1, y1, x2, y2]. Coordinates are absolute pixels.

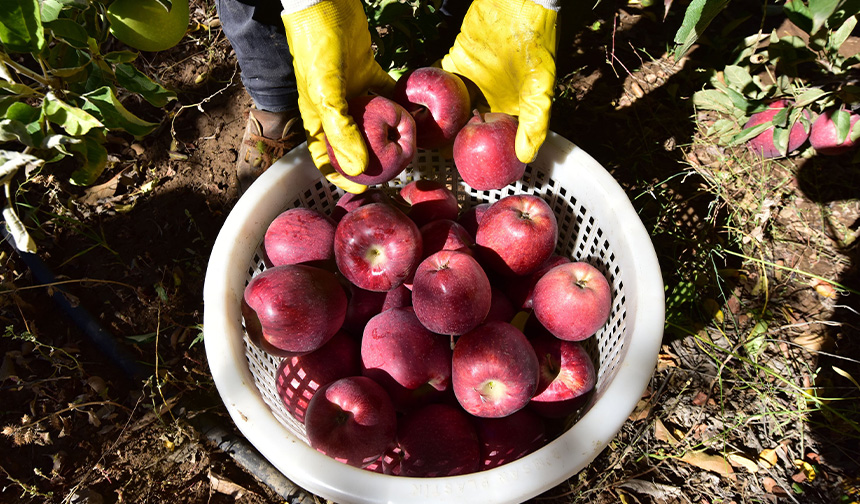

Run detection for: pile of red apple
[[240, 67, 614, 477]]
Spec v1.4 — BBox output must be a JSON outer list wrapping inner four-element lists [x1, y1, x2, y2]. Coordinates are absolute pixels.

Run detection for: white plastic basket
[[203, 131, 665, 504]]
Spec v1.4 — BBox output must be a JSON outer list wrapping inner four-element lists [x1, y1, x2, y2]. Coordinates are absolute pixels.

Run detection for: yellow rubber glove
[[441, 0, 558, 164], [282, 0, 396, 193]]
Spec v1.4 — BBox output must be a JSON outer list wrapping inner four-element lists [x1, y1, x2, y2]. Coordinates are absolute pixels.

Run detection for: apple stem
[[576, 279, 589, 289], [471, 109, 483, 123]]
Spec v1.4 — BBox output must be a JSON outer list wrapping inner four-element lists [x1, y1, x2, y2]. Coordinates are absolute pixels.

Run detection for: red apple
[[809, 109, 860, 156], [528, 329, 596, 418], [361, 307, 453, 411], [326, 95, 417, 186], [484, 286, 516, 324], [263, 207, 336, 268], [419, 219, 474, 259], [457, 202, 491, 238], [330, 188, 397, 223], [385, 403, 480, 477], [473, 408, 547, 470], [745, 99, 810, 159], [504, 254, 571, 310], [334, 202, 423, 292], [243, 264, 347, 355], [452, 321, 540, 418], [342, 283, 411, 336], [453, 111, 526, 190], [275, 330, 361, 423], [304, 376, 398, 468], [412, 250, 492, 336], [392, 66, 472, 149], [532, 261, 612, 342], [399, 179, 460, 227], [475, 194, 558, 277]]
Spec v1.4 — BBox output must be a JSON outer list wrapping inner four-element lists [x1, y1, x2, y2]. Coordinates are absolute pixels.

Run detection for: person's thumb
[[515, 74, 553, 163], [320, 111, 368, 177]]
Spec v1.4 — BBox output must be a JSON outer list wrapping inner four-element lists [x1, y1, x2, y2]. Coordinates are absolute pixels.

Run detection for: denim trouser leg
[[215, 0, 298, 113]]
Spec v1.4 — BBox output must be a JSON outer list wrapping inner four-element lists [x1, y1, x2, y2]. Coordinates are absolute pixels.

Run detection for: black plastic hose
[[1, 228, 313, 503]]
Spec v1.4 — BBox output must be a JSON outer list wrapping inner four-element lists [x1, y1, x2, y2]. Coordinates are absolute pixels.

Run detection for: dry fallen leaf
[[759, 448, 779, 468], [617, 479, 683, 500], [793, 459, 817, 482], [811, 279, 838, 299], [208, 470, 247, 498], [679, 450, 736, 479], [654, 418, 678, 446], [628, 397, 651, 422], [727, 453, 759, 473], [792, 333, 833, 353]]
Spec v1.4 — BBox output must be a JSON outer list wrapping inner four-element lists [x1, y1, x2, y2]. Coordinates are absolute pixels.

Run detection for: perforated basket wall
[[204, 132, 665, 504]]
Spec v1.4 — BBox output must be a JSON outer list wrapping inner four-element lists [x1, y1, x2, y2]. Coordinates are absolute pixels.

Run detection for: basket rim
[[203, 132, 665, 504]]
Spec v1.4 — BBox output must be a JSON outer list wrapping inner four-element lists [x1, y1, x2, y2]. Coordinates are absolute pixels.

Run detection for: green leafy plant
[[681, 0, 860, 157], [0, 0, 177, 252], [364, 0, 444, 77]]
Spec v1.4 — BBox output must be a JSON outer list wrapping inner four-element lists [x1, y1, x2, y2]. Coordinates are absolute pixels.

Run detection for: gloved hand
[[282, 0, 396, 193], [441, 0, 558, 164]]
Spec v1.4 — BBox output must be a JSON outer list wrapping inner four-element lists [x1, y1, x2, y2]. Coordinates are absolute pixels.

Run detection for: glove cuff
[[280, 0, 323, 16], [528, 0, 561, 10]]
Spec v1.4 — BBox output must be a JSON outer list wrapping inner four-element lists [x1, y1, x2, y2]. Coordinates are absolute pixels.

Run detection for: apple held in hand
[[476, 194, 558, 277], [533, 262, 612, 342], [810, 109, 860, 156], [399, 179, 460, 227], [334, 202, 423, 292], [392, 66, 472, 150], [744, 99, 810, 159], [326, 95, 417, 186], [528, 328, 596, 418], [243, 264, 347, 355], [412, 250, 492, 336], [361, 307, 453, 411], [263, 207, 336, 267], [385, 403, 480, 477], [305, 376, 398, 468], [276, 330, 361, 423], [454, 111, 526, 191], [452, 321, 540, 418]]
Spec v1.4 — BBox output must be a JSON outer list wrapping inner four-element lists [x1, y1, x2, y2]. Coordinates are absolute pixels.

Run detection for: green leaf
[[784, 0, 814, 34], [808, 0, 842, 33], [0, 119, 34, 147], [832, 109, 851, 143], [744, 320, 768, 361], [794, 87, 828, 106], [40, 0, 64, 22], [41, 133, 81, 155], [723, 64, 753, 92], [0, 150, 44, 185], [730, 122, 771, 146], [0, 0, 46, 53], [692, 89, 736, 115], [80, 86, 158, 137], [4, 101, 41, 124], [830, 15, 858, 52], [104, 50, 138, 65], [42, 92, 103, 136], [2, 204, 37, 253], [772, 125, 791, 156], [673, 0, 731, 60], [46, 18, 89, 49], [0, 80, 38, 97], [68, 133, 108, 185], [771, 106, 790, 128], [114, 63, 177, 108]]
